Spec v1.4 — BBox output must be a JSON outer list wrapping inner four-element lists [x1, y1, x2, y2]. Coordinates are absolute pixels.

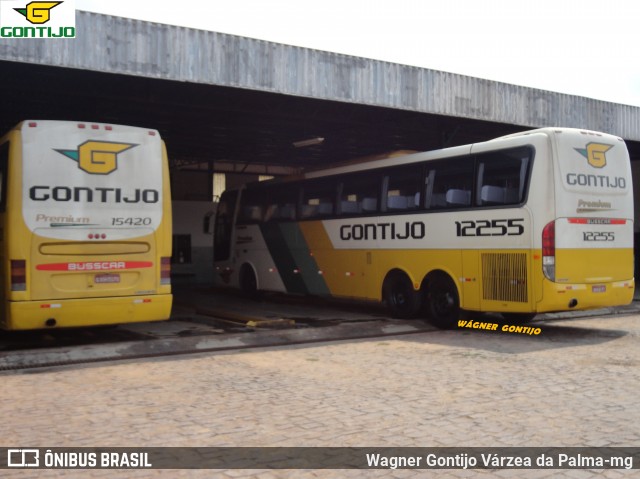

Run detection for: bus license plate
[[592, 285, 606, 293], [95, 273, 120, 284]]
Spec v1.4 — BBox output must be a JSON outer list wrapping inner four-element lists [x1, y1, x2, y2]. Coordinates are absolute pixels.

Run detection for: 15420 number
[[111, 217, 152, 226], [455, 218, 525, 237]]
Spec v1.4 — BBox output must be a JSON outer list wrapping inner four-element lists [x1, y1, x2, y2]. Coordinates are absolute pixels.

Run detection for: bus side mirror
[[203, 211, 214, 235]]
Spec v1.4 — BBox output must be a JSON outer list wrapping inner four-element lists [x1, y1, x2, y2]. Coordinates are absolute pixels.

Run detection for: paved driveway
[[2, 312, 639, 478]]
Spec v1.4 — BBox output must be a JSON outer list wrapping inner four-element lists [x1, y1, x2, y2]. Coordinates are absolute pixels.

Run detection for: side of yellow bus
[[215, 128, 634, 327]]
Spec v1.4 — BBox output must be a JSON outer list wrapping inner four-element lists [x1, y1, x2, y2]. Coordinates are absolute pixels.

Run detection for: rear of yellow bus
[[0, 120, 172, 330], [537, 129, 634, 312]]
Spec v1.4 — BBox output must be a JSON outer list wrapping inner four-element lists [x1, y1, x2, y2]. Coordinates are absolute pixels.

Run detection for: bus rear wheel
[[426, 273, 460, 329], [383, 272, 421, 319]]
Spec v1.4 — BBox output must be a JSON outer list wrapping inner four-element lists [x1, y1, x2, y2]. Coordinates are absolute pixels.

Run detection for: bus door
[[214, 189, 238, 268]]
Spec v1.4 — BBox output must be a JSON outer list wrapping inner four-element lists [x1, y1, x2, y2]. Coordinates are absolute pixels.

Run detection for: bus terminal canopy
[[1, 11, 640, 176]]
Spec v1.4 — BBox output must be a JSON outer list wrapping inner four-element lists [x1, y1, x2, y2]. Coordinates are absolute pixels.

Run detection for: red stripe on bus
[[36, 261, 153, 271], [567, 218, 626, 225]]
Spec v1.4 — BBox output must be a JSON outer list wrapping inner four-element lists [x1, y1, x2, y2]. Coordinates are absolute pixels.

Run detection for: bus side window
[[427, 158, 473, 209], [476, 147, 532, 206], [301, 179, 335, 219], [237, 188, 264, 224], [424, 170, 440, 208], [263, 186, 298, 222], [339, 173, 380, 215], [385, 165, 423, 211]]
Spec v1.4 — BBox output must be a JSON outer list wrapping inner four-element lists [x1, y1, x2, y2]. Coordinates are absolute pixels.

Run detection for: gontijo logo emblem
[[55, 141, 138, 175], [574, 142, 614, 169], [0, 0, 75, 38], [14, 1, 61, 24]]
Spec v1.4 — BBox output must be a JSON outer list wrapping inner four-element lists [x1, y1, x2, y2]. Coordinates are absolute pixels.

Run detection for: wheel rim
[[433, 289, 454, 316], [390, 283, 410, 312], [428, 276, 459, 324], [384, 273, 420, 318]]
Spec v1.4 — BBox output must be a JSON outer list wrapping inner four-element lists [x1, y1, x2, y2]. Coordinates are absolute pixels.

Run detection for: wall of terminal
[[1, 11, 639, 142]]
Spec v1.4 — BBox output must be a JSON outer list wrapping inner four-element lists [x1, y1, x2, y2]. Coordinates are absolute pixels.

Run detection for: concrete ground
[[1, 291, 640, 478]]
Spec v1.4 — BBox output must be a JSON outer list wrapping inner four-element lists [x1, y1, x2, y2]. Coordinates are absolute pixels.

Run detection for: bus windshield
[[23, 121, 164, 240]]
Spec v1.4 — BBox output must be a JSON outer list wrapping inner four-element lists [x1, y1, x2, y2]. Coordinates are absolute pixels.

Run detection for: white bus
[[0, 120, 173, 330], [213, 128, 634, 327]]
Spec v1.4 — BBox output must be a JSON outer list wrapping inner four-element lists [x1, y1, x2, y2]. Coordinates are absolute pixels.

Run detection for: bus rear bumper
[[537, 279, 635, 313], [4, 294, 173, 330]]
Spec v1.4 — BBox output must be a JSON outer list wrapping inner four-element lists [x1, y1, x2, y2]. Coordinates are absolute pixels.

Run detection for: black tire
[[383, 272, 422, 319], [426, 273, 461, 329], [501, 313, 537, 324], [239, 264, 259, 298]]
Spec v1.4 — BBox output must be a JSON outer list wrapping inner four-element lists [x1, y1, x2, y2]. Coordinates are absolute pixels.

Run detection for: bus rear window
[[476, 146, 532, 206]]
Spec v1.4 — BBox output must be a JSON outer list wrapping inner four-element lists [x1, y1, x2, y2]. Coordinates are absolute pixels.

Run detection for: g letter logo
[[574, 142, 614, 169], [14, 2, 61, 24], [55, 141, 137, 175]]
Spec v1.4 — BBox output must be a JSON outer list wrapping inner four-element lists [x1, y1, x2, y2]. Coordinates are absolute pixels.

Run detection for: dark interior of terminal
[[0, 61, 542, 192]]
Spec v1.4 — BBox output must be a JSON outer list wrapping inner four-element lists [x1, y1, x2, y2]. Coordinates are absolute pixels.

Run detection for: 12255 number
[[455, 218, 525, 237]]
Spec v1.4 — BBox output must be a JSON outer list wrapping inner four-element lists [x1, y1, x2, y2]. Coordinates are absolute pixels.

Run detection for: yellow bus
[[0, 120, 172, 330], [213, 128, 634, 327]]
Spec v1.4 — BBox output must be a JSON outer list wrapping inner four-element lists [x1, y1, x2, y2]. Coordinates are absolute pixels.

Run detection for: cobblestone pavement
[[2, 312, 640, 478]]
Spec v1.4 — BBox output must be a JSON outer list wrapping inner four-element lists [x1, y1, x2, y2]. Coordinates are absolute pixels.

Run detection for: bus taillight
[[542, 221, 555, 281], [10, 260, 26, 291], [160, 257, 171, 285]]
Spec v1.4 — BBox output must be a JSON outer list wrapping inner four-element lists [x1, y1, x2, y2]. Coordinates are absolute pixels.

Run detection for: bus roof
[[302, 143, 472, 180], [299, 127, 626, 182], [13, 120, 160, 137], [496, 126, 624, 142]]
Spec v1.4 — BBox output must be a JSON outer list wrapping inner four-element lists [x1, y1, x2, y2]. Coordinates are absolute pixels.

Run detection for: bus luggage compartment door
[[29, 236, 156, 300]]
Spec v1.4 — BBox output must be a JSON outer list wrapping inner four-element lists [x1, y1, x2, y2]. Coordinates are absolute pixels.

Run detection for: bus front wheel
[[426, 273, 460, 329], [383, 272, 421, 319]]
